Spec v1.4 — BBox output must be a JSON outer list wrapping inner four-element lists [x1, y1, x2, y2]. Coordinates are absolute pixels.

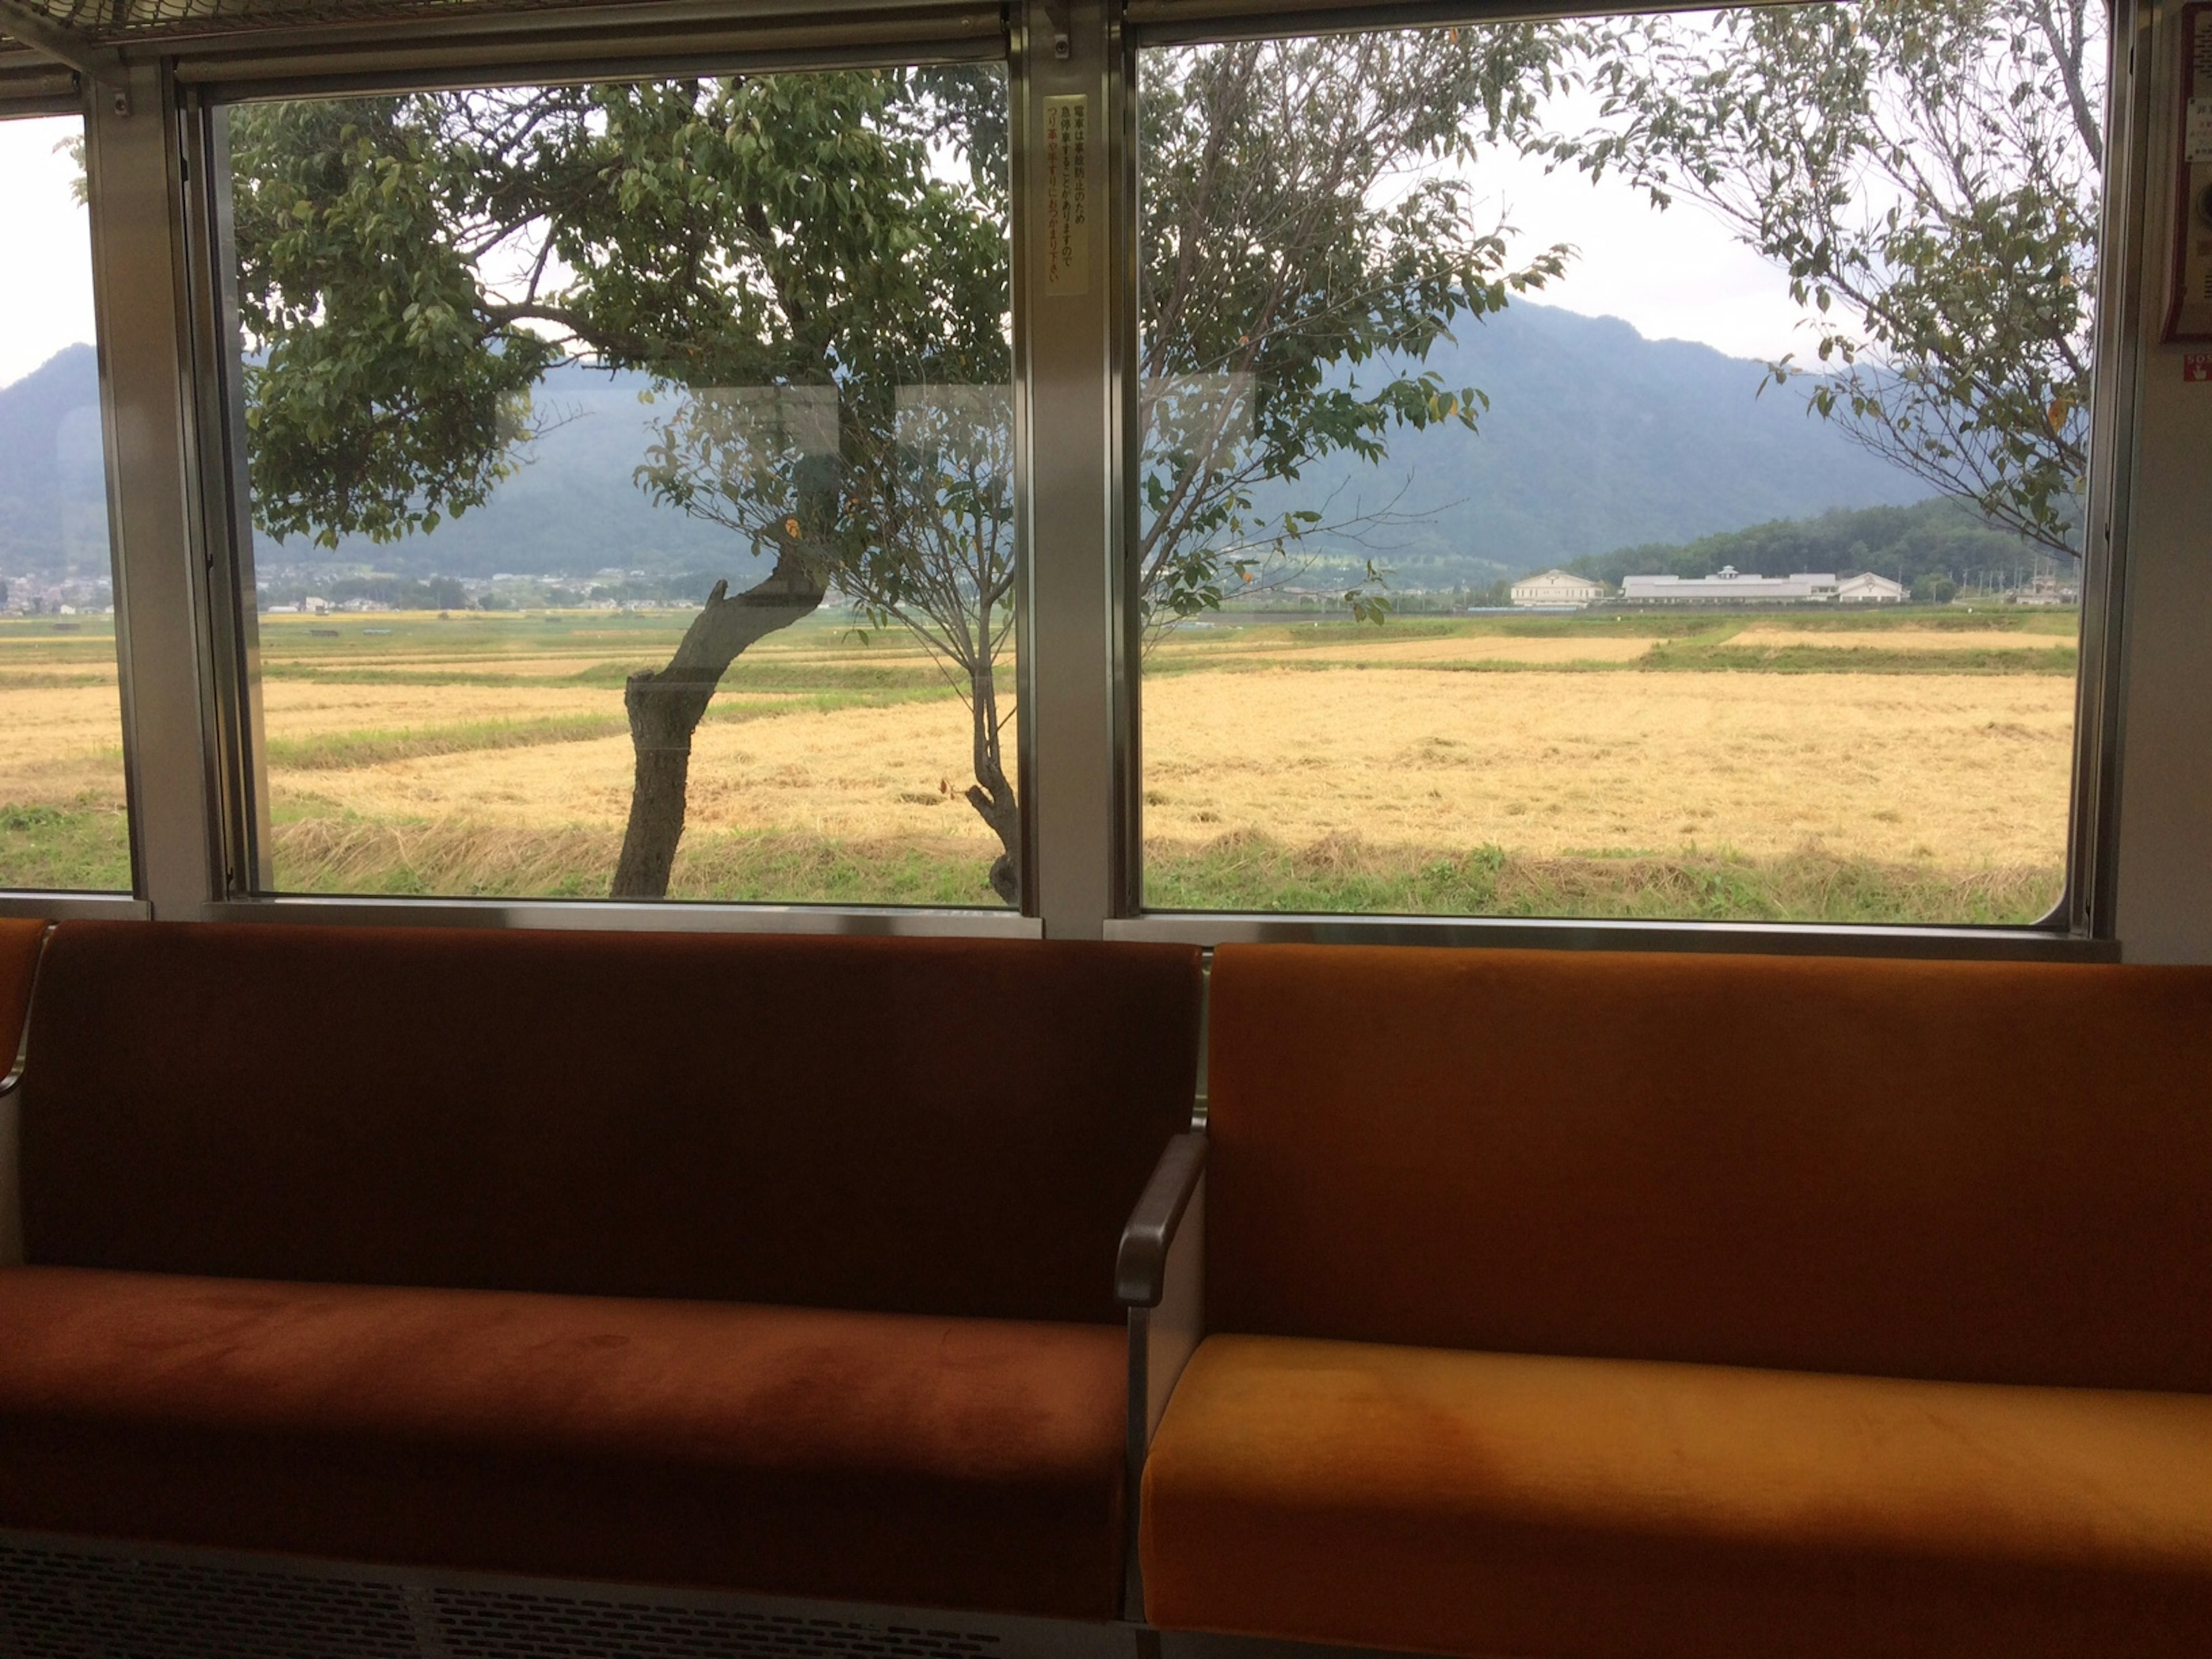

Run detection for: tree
[[639, 382, 1022, 899], [1138, 31, 1567, 630], [232, 35, 1568, 902], [231, 71, 1012, 897], [1535, 0, 2104, 557]]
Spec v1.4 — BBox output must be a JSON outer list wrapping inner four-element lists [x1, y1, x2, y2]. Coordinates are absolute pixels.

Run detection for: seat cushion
[[0, 1266, 1129, 1620], [1142, 1335, 2212, 1659]]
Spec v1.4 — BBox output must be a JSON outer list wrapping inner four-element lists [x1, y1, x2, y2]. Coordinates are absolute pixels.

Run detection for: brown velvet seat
[[0, 916, 44, 1058], [3, 921, 1205, 1619], [1142, 943, 2212, 1659], [0, 1267, 1127, 1616]]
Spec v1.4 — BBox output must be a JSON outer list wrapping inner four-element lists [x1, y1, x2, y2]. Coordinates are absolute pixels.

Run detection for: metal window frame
[[1103, 0, 2140, 959], [2069, 0, 2154, 942], [1123, 0, 1785, 47], [168, 18, 1053, 938], [0, 95, 145, 908], [175, 13, 1011, 101], [0, 0, 2150, 959]]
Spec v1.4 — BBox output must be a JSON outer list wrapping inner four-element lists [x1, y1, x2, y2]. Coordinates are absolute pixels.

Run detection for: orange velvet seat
[[3, 921, 1206, 1618], [1144, 1336, 2212, 1659], [0, 1265, 1130, 1618], [1141, 942, 2212, 1659]]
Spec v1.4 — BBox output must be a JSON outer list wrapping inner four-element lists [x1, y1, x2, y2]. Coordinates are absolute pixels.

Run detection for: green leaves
[[1538, 0, 2103, 556], [1135, 31, 1569, 634], [230, 71, 1012, 556]]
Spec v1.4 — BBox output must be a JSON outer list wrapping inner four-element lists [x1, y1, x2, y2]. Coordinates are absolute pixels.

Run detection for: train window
[[217, 68, 1020, 907], [1135, 3, 2101, 925], [0, 113, 132, 894]]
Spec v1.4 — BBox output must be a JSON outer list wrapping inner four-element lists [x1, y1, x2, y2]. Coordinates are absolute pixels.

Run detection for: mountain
[[0, 353, 743, 582], [0, 307, 1957, 587], [1237, 302, 1937, 588], [1572, 495, 2077, 590], [257, 358, 749, 575], [0, 343, 112, 582]]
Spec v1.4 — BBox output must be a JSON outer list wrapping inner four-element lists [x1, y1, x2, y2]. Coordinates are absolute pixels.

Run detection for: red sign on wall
[[2187, 354, 2212, 382]]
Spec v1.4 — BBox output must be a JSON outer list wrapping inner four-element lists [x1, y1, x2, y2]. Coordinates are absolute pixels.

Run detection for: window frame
[[0, 99, 146, 914], [176, 32, 1046, 934], [0, 0, 2146, 961], [1105, 0, 2137, 956]]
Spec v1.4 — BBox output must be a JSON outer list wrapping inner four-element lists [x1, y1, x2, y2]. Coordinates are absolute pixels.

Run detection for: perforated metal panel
[[0, 1542, 420, 1658], [430, 1588, 1003, 1659], [0, 1538, 1043, 1659]]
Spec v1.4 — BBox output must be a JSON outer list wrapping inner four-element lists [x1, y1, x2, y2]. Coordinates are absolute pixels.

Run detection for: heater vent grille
[[0, 1541, 1012, 1659]]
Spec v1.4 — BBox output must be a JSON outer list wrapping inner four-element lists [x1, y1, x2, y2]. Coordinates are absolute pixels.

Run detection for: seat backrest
[[22, 922, 1202, 1324], [0, 919, 46, 1067], [1207, 943, 2212, 1392]]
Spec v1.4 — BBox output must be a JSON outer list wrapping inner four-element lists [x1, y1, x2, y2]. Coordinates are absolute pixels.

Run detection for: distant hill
[[0, 344, 111, 581], [1569, 496, 2078, 590], [1242, 302, 1937, 589], [0, 307, 1974, 586], [260, 358, 747, 575], [0, 353, 742, 580]]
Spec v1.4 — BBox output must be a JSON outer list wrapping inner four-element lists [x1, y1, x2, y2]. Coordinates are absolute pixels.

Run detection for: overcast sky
[[0, 117, 97, 389], [1472, 139, 1810, 365], [0, 92, 1811, 393]]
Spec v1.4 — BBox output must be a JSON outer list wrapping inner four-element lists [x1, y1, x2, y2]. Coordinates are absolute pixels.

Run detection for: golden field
[[0, 606, 2081, 919]]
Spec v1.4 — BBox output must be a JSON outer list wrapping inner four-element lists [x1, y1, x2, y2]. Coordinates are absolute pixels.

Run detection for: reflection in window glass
[[1137, 5, 2098, 923], [225, 70, 1017, 906], [0, 115, 130, 892]]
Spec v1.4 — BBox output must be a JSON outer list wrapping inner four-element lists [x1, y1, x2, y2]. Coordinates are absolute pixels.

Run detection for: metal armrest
[[1120, 1132, 1209, 1621], [1117, 1131, 1207, 1308], [1, 922, 58, 1268]]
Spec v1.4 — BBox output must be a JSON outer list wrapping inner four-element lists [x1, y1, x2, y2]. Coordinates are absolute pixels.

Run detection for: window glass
[[0, 113, 131, 892], [223, 69, 1018, 906], [1136, 3, 2098, 924]]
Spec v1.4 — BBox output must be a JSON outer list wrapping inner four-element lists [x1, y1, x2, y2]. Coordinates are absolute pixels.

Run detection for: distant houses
[[1835, 572, 1907, 604], [1510, 569, 1609, 608], [1505, 562, 1991, 611], [2010, 574, 2081, 606], [1621, 565, 1841, 605]]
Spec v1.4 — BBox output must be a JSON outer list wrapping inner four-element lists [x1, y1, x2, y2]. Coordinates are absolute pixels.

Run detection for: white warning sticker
[[1043, 94, 1090, 297], [2190, 97, 2212, 164]]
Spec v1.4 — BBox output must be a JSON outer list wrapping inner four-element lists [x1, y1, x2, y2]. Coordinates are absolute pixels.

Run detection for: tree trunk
[[965, 765, 1021, 906], [611, 548, 824, 899], [962, 661, 1021, 906]]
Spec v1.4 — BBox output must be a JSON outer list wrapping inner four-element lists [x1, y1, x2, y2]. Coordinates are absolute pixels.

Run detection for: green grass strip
[[1142, 832, 2061, 925], [262, 689, 946, 771], [1638, 643, 2077, 676], [265, 714, 630, 771], [0, 799, 134, 892]]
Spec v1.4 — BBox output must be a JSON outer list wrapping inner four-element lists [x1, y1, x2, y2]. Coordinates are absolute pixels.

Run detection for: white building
[[1620, 565, 1840, 605], [1835, 572, 1907, 604], [2009, 574, 2081, 606], [1510, 569, 1608, 608]]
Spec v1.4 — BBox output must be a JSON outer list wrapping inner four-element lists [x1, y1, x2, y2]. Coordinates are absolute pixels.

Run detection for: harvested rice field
[[0, 604, 2081, 922]]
